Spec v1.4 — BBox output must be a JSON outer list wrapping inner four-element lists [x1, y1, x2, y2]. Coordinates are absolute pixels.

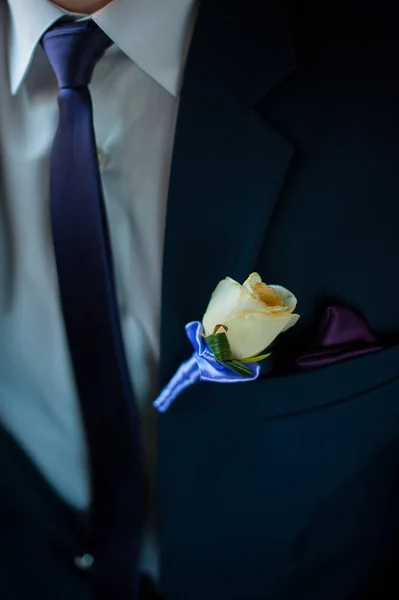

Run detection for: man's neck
[[51, 0, 114, 14]]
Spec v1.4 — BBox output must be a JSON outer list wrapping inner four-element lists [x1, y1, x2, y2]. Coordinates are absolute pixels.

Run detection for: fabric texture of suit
[[1, 0, 399, 598]]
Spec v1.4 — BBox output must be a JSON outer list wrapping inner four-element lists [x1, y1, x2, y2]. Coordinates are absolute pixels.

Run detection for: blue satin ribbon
[[153, 321, 261, 412]]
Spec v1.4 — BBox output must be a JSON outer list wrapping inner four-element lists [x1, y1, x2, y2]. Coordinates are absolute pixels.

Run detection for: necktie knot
[[41, 20, 113, 89]]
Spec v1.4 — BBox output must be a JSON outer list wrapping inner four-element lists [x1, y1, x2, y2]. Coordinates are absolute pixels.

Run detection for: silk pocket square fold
[[296, 305, 383, 368]]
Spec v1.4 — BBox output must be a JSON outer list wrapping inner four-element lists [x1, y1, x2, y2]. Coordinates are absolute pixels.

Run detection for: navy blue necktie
[[42, 20, 143, 598]]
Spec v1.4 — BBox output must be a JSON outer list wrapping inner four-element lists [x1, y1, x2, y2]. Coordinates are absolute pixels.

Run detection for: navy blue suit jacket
[[1, 1, 399, 599], [159, 1, 399, 598]]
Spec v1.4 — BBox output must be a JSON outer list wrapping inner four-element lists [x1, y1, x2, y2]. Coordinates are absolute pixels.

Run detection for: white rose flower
[[202, 272, 299, 360]]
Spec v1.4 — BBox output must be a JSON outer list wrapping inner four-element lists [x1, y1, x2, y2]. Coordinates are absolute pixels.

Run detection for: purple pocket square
[[296, 305, 383, 368]]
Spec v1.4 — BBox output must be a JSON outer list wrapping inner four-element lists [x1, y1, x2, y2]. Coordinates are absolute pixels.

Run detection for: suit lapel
[[160, 0, 296, 385]]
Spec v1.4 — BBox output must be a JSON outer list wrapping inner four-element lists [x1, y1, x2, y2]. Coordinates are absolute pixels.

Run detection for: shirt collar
[[7, 0, 197, 97]]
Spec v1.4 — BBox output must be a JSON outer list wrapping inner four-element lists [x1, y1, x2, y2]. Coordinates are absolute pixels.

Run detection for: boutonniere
[[153, 273, 299, 412]]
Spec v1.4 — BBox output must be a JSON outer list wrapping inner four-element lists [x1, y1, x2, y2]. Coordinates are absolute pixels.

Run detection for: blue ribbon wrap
[[153, 321, 261, 413]]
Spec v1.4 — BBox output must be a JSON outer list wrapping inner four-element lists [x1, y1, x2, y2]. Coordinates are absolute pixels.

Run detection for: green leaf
[[205, 332, 256, 377], [241, 352, 271, 364], [205, 332, 234, 362], [223, 359, 254, 378]]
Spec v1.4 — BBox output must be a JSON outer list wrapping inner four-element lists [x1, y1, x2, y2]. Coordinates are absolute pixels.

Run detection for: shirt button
[[97, 147, 109, 169], [74, 553, 95, 570]]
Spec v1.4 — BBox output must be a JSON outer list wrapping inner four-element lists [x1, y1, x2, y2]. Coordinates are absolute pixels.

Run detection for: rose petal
[[242, 272, 262, 293], [223, 311, 294, 359], [253, 282, 284, 307], [281, 313, 300, 332], [203, 277, 266, 335], [269, 285, 297, 312]]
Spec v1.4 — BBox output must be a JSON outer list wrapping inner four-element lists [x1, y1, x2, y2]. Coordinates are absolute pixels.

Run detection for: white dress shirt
[[0, 0, 196, 578]]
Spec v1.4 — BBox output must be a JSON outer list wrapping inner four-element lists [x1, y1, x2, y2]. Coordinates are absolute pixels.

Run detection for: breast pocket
[[252, 343, 399, 582], [257, 343, 399, 419]]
